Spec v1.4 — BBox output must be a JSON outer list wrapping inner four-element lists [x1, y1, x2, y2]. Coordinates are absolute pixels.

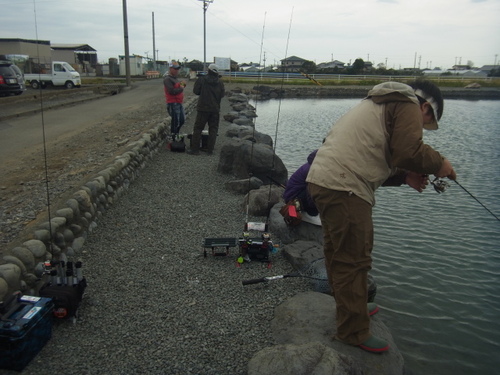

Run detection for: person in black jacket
[[188, 64, 225, 155]]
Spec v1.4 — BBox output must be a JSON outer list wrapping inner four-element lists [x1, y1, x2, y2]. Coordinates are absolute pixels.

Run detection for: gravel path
[[14, 88, 311, 375]]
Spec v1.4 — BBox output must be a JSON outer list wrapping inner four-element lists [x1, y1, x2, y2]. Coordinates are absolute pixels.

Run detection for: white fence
[[219, 71, 498, 83]]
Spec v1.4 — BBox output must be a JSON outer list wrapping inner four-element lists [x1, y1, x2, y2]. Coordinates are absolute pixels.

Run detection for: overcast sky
[[2, 0, 499, 70]]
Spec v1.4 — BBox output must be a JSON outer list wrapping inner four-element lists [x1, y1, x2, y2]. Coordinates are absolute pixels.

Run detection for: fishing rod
[[431, 177, 500, 222], [300, 71, 322, 86], [32, 0, 54, 254], [266, 175, 286, 189], [453, 180, 499, 221]]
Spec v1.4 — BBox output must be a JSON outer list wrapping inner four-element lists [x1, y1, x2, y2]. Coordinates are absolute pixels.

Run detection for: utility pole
[[198, 0, 214, 72], [122, 0, 131, 86], [152, 12, 156, 71]]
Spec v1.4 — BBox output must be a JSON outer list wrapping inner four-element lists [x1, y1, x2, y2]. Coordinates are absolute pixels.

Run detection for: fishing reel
[[430, 177, 450, 194]]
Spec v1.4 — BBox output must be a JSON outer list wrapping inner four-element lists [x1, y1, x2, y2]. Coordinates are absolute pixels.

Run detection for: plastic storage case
[[0, 294, 54, 371]]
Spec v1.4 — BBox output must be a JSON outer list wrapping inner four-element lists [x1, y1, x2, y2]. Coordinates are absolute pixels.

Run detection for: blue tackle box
[[0, 294, 54, 371]]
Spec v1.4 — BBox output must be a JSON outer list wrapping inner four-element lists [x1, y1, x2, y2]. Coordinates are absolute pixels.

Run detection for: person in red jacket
[[163, 61, 186, 139]]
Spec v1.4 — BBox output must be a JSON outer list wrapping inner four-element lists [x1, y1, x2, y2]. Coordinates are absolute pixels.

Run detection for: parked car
[[9, 64, 26, 92], [0, 60, 24, 96]]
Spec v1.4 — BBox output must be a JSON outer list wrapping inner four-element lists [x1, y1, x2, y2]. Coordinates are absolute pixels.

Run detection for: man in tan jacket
[[307, 80, 456, 353]]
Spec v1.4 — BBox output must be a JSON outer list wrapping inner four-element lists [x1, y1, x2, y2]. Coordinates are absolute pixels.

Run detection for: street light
[[198, 0, 214, 72]]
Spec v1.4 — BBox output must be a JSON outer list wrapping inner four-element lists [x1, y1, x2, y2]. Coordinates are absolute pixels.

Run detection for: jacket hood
[[367, 82, 419, 106]]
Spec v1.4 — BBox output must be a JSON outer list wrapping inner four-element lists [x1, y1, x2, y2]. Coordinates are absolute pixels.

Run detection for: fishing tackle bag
[[39, 278, 87, 319], [170, 139, 186, 152], [167, 134, 186, 152], [0, 293, 54, 371]]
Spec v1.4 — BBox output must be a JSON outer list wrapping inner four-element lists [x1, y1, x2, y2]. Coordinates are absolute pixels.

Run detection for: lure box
[[0, 294, 54, 371]]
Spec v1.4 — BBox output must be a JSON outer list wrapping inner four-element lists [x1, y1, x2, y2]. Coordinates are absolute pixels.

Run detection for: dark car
[[0, 61, 24, 96], [9, 64, 26, 92]]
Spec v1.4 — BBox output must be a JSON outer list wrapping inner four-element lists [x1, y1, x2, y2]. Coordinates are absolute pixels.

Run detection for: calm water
[[252, 97, 500, 375]]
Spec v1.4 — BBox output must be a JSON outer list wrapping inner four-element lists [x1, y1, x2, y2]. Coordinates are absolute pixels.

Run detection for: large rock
[[269, 202, 323, 244], [248, 341, 362, 375], [223, 111, 240, 122], [243, 185, 283, 216], [227, 92, 249, 103], [282, 240, 324, 269], [225, 124, 273, 146], [218, 139, 287, 186], [263, 291, 405, 375], [281, 241, 377, 300], [224, 176, 263, 194]]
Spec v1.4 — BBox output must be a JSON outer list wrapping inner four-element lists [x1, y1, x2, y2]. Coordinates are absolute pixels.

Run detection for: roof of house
[[317, 60, 345, 68], [479, 65, 498, 71], [51, 44, 96, 52], [281, 55, 308, 63], [0, 38, 50, 45]]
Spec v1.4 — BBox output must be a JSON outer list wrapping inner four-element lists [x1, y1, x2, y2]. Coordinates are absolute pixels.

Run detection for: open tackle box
[[202, 222, 276, 266], [0, 293, 54, 371]]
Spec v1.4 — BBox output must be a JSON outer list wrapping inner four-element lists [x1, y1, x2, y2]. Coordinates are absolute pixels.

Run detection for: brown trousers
[[308, 183, 373, 345]]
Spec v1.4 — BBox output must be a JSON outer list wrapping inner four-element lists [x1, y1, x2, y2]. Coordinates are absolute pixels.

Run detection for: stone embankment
[[0, 95, 197, 300]]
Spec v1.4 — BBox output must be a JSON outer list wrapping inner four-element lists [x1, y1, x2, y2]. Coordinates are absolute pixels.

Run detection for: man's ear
[[421, 102, 433, 116]]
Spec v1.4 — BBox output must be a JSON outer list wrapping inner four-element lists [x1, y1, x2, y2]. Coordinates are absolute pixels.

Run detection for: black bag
[[169, 135, 186, 152], [39, 278, 87, 319]]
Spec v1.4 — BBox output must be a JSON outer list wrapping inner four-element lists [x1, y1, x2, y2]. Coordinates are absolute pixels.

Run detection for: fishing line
[[453, 180, 500, 222], [243, 12, 267, 228], [33, 0, 54, 251], [188, 0, 281, 62], [273, 7, 293, 157]]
